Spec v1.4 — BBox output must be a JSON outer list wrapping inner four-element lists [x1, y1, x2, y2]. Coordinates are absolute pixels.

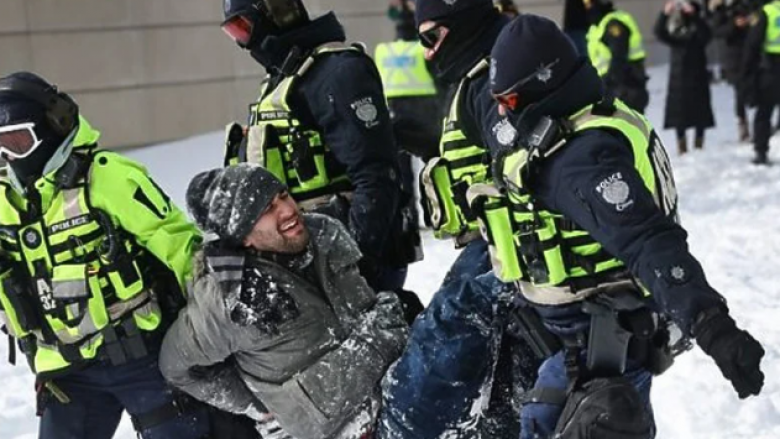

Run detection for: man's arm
[[88, 151, 202, 288], [159, 275, 265, 418], [741, 10, 767, 82], [306, 54, 402, 261]]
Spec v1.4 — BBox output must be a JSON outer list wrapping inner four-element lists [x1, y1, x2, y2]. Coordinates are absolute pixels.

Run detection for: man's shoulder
[[304, 213, 362, 265], [88, 150, 148, 181]]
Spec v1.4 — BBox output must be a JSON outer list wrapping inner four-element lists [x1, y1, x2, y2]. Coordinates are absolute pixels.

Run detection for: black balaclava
[[0, 72, 70, 186], [251, 12, 346, 72], [415, 0, 507, 83], [490, 14, 603, 146]]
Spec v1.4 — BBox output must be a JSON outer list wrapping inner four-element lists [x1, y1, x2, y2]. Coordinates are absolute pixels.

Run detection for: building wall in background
[[0, 0, 665, 150]]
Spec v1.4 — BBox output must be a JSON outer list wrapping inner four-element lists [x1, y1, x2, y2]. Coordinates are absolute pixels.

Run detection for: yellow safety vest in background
[[374, 40, 437, 99], [587, 10, 647, 76], [763, 1, 780, 54]]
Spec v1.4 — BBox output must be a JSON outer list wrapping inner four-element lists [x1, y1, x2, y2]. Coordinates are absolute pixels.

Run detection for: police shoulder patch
[[595, 172, 634, 212], [608, 24, 623, 37], [350, 96, 379, 129]]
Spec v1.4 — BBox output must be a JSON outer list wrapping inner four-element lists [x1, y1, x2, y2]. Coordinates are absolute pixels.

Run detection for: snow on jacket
[[159, 214, 409, 439]]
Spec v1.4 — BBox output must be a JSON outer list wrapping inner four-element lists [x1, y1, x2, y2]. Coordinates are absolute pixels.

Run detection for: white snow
[[2, 65, 780, 438]]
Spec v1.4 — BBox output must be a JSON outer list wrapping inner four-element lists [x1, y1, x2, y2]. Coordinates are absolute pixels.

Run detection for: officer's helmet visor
[[0, 122, 42, 159], [222, 15, 255, 46]]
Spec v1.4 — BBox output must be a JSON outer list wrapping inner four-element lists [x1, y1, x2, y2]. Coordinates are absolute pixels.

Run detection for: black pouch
[[554, 377, 653, 439], [2, 274, 43, 332]]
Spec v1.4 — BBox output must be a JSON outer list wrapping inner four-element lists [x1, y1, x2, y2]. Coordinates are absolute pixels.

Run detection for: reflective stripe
[[764, 2, 780, 54], [208, 256, 246, 269], [62, 189, 83, 218], [107, 291, 150, 321], [212, 270, 243, 283], [52, 279, 86, 299], [515, 278, 636, 306], [375, 40, 437, 98]]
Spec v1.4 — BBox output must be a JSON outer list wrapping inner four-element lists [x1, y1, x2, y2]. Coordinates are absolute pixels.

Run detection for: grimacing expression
[[243, 191, 310, 254]]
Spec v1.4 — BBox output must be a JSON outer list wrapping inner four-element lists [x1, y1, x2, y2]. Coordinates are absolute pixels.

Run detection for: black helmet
[[221, 0, 309, 49], [0, 72, 79, 183]]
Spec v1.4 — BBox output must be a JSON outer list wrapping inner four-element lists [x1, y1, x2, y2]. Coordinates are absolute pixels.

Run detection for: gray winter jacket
[[159, 214, 409, 439]]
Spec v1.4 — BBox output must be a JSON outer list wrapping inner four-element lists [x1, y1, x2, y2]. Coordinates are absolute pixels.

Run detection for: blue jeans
[[439, 238, 492, 289], [520, 351, 655, 439], [378, 272, 510, 439], [38, 354, 210, 439]]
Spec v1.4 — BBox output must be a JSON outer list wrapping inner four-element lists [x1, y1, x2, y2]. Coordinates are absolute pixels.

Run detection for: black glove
[[693, 308, 765, 399]]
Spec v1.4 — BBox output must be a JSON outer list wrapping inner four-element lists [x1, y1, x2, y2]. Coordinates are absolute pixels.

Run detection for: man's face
[[418, 20, 450, 61], [243, 191, 310, 254]]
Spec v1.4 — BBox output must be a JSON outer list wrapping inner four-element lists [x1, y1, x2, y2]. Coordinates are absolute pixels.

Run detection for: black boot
[[752, 151, 770, 165], [738, 118, 750, 142], [694, 136, 704, 150], [677, 136, 688, 155]]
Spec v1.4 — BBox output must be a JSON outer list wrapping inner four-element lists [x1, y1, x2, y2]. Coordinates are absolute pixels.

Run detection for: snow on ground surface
[[2, 65, 780, 438]]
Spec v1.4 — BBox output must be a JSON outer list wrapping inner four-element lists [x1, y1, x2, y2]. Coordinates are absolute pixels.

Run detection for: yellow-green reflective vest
[[420, 59, 491, 242], [587, 11, 647, 76], [472, 99, 677, 306], [226, 44, 356, 202], [763, 2, 780, 54], [0, 120, 182, 377], [374, 40, 437, 99]]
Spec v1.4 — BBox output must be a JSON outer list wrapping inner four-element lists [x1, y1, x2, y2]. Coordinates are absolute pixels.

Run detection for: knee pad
[[553, 377, 653, 439]]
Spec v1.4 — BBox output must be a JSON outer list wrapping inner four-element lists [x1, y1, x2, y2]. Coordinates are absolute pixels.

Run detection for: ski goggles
[[0, 122, 43, 159], [491, 69, 543, 113], [419, 24, 447, 49], [221, 14, 255, 46]]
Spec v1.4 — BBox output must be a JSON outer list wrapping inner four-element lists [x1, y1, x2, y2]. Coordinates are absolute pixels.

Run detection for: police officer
[[741, 0, 780, 164], [584, 0, 650, 113], [220, 0, 420, 300], [710, 0, 755, 142], [379, 1, 541, 438], [374, 0, 441, 294], [377, 0, 443, 162], [485, 14, 765, 438], [0, 72, 210, 438]]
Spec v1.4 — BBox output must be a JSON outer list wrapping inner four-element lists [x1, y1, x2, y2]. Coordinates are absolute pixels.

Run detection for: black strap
[[53, 153, 92, 189], [6, 333, 15, 365], [591, 94, 617, 116], [131, 394, 200, 432], [520, 387, 569, 406]]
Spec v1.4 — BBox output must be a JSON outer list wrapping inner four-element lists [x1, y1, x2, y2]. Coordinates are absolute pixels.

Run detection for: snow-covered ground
[[2, 65, 780, 438]]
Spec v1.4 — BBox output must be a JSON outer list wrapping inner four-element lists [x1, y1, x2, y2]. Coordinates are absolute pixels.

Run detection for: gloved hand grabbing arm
[[693, 307, 765, 399]]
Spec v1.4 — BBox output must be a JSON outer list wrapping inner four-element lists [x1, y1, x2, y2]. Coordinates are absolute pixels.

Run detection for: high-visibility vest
[[587, 10, 647, 76], [225, 44, 359, 202], [374, 40, 437, 98], [471, 98, 678, 306], [763, 1, 780, 54], [420, 59, 491, 242]]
